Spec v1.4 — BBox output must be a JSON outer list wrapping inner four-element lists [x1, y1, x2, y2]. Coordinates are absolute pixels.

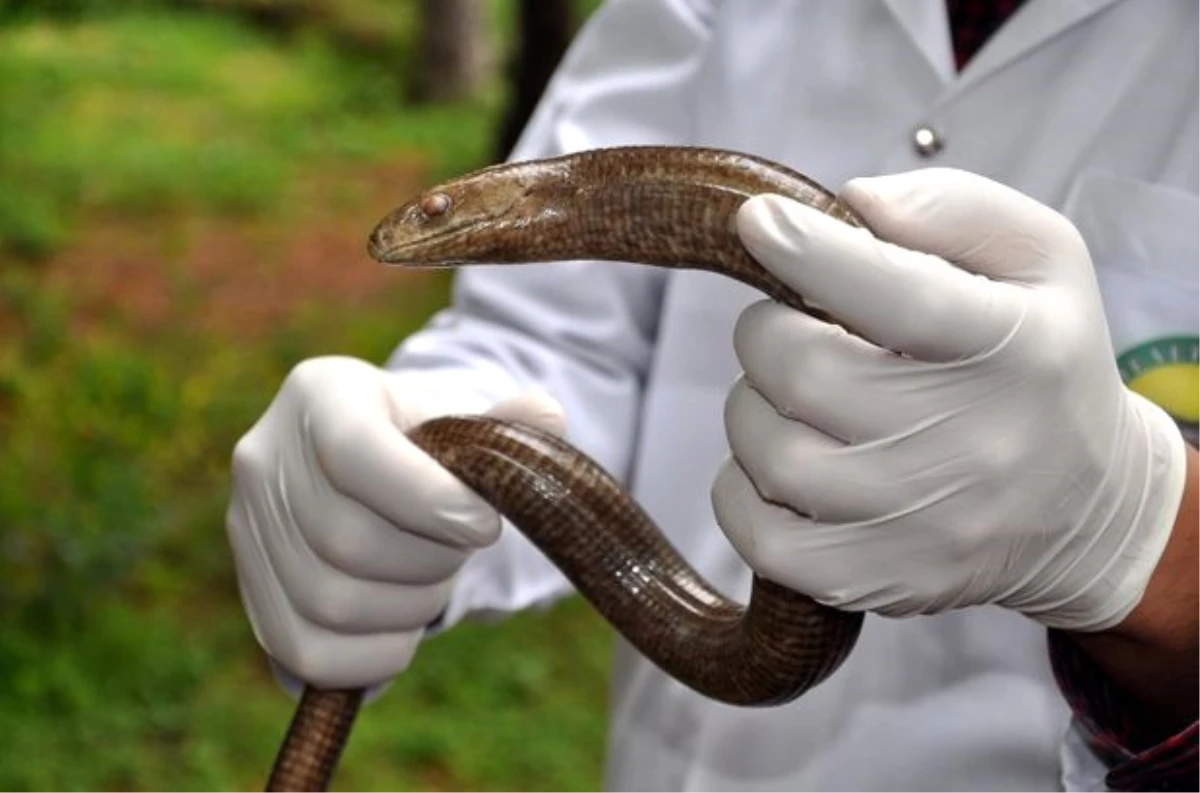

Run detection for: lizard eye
[[419, 192, 452, 218]]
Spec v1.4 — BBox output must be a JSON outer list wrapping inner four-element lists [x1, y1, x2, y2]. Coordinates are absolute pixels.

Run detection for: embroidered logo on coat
[[1117, 336, 1199, 444]]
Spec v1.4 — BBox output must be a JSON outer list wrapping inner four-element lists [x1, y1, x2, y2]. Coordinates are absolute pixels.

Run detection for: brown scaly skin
[[266, 146, 866, 792], [368, 145, 864, 311]]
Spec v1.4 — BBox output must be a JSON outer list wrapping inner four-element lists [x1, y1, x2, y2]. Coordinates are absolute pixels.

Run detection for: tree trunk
[[494, 0, 578, 161], [414, 0, 490, 104]]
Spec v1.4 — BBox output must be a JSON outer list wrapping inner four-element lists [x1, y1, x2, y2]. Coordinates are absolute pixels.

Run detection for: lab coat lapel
[[883, 0, 1131, 93], [882, 0, 956, 84], [954, 0, 1130, 90]]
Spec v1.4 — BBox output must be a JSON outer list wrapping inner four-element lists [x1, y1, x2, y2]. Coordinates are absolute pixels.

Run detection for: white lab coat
[[388, 1, 1199, 790]]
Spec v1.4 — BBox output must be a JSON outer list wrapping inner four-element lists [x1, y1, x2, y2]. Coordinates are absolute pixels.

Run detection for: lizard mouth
[[366, 218, 486, 266], [366, 226, 391, 261]]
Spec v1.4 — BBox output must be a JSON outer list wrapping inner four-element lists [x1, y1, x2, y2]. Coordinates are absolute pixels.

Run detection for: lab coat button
[[912, 125, 944, 157]]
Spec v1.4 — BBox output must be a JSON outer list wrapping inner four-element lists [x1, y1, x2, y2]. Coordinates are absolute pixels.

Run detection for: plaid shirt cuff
[[1048, 629, 1198, 791]]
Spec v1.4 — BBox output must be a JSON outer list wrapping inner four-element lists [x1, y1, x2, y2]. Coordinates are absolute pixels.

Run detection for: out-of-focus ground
[[0, 2, 610, 790]]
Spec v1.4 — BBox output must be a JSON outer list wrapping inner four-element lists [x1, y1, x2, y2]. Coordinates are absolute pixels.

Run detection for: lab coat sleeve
[[383, 0, 720, 629]]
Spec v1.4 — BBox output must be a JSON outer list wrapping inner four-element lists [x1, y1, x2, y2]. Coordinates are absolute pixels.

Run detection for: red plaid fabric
[[946, 0, 1028, 69], [1049, 630, 1199, 791]]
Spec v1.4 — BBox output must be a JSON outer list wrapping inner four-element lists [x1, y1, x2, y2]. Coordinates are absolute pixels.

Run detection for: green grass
[[0, 589, 609, 791], [0, 6, 506, 257], [0, 5, 612, 790], [0, 0, 611, 256], [0, 262, 613, 790]]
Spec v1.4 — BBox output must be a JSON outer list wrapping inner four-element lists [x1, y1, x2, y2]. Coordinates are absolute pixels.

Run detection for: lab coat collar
[[883, 0, 1130, 89]]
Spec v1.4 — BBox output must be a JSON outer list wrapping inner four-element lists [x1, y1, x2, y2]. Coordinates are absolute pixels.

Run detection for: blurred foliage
[[0, 266, 269, 617], [0, 2, 516, 257], [0, 1, 612, 790], [0, 0, 606, 257], [0, 0, 159, 17], [0, 263, 612, 788]]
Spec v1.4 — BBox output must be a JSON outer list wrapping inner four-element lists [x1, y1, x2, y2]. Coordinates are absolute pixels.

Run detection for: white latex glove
[[226, 356, 565, 689], [712, 168, 1188, 631]]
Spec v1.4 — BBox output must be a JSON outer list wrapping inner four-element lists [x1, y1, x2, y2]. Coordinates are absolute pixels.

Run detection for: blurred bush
[[0, 268, 248, 617], [0, 2, 612, 788], [0, 0, 162, 17], [0, 2, 512, 258]]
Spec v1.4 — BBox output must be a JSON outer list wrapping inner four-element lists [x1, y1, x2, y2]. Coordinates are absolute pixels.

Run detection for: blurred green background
[[0, 1, 612, 789]]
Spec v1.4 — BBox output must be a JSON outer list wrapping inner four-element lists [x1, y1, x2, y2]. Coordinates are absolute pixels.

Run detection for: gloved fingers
[[296, 488, 471, 584], [711, 458, 888, 610], [724, 381, 906, 523], [307, 389, 504, 550], [840, 168, 1088, 285], [712, 458, 966, 615], [226, 461, 465, 590], [268, 625, 421, 692], [228, 498, 456, 635], [711, 456, 813, 590], [486, 389, 568, 437], [282, 561, 456, 637], [299, 389, 566, 580], [733, 299, 920, 442], [737, 193, 1025, 362], [230, 523, 423, 690]]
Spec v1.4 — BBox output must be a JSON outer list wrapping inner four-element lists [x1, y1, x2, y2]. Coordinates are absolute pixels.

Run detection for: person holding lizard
[[228, 1, 1198, 789]]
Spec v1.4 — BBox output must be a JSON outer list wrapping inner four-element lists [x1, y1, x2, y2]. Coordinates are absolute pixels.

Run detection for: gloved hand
[[226, 356, 565, 689], [712, 168, 1188, 631]]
